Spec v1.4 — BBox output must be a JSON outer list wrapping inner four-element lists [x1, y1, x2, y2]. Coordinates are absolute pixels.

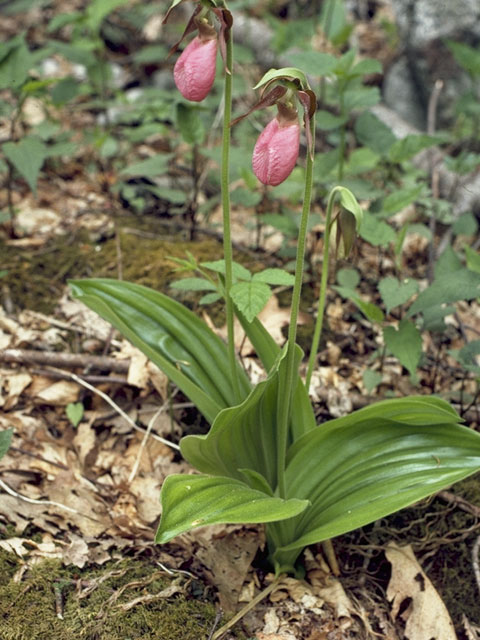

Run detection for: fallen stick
[[0, 348, 129, 373]]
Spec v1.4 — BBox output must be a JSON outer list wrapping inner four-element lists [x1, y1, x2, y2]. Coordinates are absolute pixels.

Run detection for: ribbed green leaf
[[155, 474, 309, 543], [237, 312, 316, 439], [271, 397, 480, 565], [69, 279, 251, 423], [180, 346, 300, 489]]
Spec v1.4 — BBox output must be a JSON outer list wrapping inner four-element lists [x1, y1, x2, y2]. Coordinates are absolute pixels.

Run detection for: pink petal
[[252, 117, 300, 186], [174, 36, 217, 102]]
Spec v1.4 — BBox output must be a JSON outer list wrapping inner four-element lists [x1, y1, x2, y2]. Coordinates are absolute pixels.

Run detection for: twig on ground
[[9, 446, 69, 470], [128, 404, 167, 484], [67, 371, 180, 451], [437, 490, 480, 518], [211, 574, 285, 640], [31, 368, 129, 385], [0, 348, 129, 372], [0, 476, 102, 522]]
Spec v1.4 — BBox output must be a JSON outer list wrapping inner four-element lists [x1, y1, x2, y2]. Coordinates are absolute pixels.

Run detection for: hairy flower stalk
[[252, 103, 300, 186], [174, 24, 218, 102]]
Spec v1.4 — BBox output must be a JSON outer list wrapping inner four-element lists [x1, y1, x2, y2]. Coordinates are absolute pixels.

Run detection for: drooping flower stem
[[276, 116, 315, 499], [305, 186, 341, 391], [221, 25, 241, 403]]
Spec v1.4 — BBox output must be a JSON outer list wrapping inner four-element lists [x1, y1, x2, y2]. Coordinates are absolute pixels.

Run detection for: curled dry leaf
[[386, 542, 457, 640]]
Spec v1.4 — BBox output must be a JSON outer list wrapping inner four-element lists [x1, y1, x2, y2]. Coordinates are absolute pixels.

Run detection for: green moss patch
[[0, 549, 244, 640]]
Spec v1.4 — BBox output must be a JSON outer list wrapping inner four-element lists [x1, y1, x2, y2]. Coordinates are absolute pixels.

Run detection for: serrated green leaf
[[333, 286, 384, 324], [381, 186, 423, 215], [337, 268, 360, 289], [344, 84, 380, 111], [349, 58, 383, 76], [408, 269, 480, 315], [253, 268, 295, 286], [321, 0, 352, 46], [465, 246, 480, 274], [446, 40, 480, 77], [354, 111, 396, 155], [355, 298, 384, 324], [378, 277, 418, 314], [359, 212, 396, 247], [156, 474, 309, 543], [345, 148, 380, 174], [316, 110, 348, 131], [388, 135, 440, 164], [170, 277, 217, 292], [199, 292, 221, 305], [271, 398, 480, 567], [434, 245, 463, 278], [2, 136, 47, 194], [230, 281, 271, 323], [288, 51, 337, 77], [230, 187, 262, 208], [69, 279, 251, 423], [0, 37, 31, 90], [201, 260, 252, 281], [0, 428, 13, 460], [363, 370, 382, 393], [86, 0, 131, 32], [453, 212, 478, 236], [120, 154, 171, 178], [383, 320, 422, 377], [176, 103, 205, 145]]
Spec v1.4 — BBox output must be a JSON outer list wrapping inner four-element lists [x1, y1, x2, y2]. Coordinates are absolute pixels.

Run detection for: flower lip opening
[[252, 112, 300, 186]]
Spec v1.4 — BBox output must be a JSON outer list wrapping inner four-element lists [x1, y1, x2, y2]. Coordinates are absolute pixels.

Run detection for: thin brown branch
[[0, 348, 129, 373]]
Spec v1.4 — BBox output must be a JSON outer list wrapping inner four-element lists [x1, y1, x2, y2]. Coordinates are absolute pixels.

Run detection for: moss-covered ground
[[0, 548, 246, 640]]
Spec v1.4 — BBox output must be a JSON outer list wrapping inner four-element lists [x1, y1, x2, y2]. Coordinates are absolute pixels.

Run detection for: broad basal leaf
[[155, 474, 309, 543], [181, 344, 306, 489], [270, 397, 480, 569], [237, 312, 316, 439], [70, 279, 251, 423]]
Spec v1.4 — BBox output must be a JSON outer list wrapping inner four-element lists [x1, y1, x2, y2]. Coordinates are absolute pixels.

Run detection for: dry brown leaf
[[35, 380, 80, 405], [386, 542, 457, 640], [196, 528, 260, 612], [2, 371, 32, 410], [62, 534, 90, 568], [129, 475, 162, 524], [73, 422, 97, 467], [48, 469, 112, 537]]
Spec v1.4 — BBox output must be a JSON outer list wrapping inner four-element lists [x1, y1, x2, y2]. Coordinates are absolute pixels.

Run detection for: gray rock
[[383, 58, 426, 130], [392, 0, 480, 49]]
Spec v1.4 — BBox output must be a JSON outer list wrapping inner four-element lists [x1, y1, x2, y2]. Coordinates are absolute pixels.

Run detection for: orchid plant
[[70, 0, 480, 577]]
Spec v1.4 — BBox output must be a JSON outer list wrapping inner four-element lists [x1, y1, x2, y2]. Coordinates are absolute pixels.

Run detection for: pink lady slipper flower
[[174, 23, 218, 102], [252, 104, 300, 186]]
